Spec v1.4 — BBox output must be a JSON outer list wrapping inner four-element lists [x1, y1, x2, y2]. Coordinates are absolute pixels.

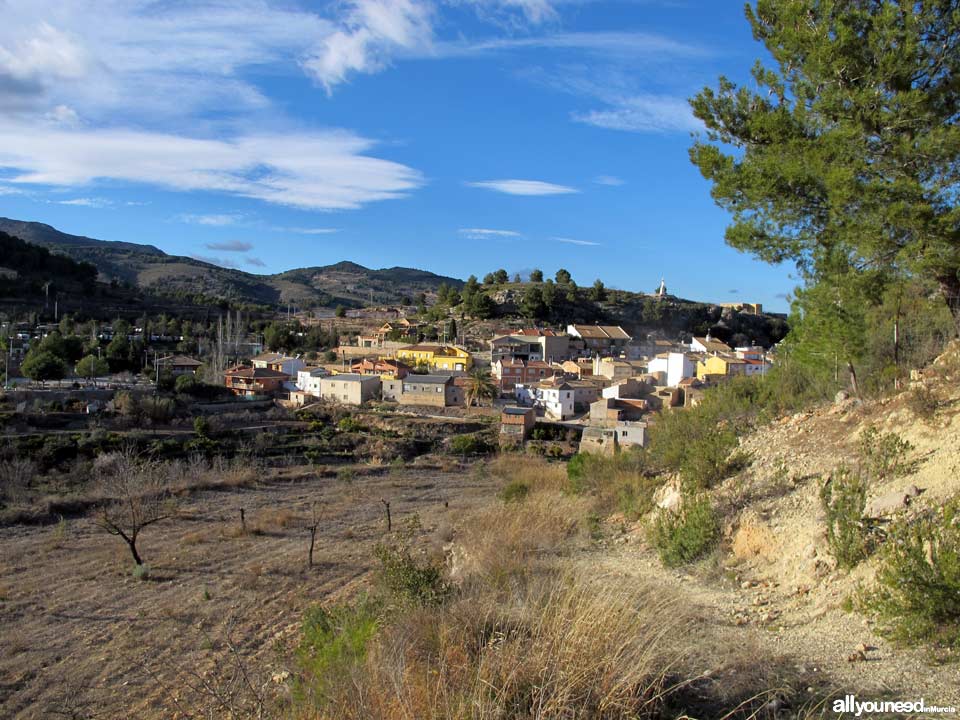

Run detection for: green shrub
[[648, 409, 744, 491], [647, 494, 720, 567], [296, 597, 379, 703], [905, 384, 939, 421], [374, 543, 449, 606], [859, 498, 960, 649], [174, 373, 199, 395], [337, 416, 367, 433], [337, 467, 356, 484], [140, 396, 175, 422], [192, 416, 210, 438], [449, 434, 486, 456], [820, 466, 870, 568], [858, 426, 914, 481], [566, 451, 662, 519], [132, 564, 151, 581], [498, 480, 529, 503]]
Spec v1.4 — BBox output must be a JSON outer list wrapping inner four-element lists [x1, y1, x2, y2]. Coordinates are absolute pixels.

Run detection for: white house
[[318, 373, 381, 405], [296, 367, 330, 396], [742, 358, 773, 376], [515, 380, 575, 420], [252, 353, 306, 376], [690, 336, 731, 355], [647, 352, 695, 387]]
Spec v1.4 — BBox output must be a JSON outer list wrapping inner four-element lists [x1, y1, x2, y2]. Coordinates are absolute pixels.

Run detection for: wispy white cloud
[[56, 196, 111, 207], [573, 94, 701, 133], [0, 123, 424, 211], [178, 213, 246, 227], [460, 0, 559, 26], [245, 256, 267, 268], [593, 175, 624, 186], [553, 236, 599, 246], [205, 240, 253, 252], [443, 31, 705, 58], [273, 226, 340, 235], [458, 227, 522, 239], [466, 179, 577, 196]]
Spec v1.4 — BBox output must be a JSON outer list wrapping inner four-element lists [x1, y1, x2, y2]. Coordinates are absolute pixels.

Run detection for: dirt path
[[0, 465, 498, 719]]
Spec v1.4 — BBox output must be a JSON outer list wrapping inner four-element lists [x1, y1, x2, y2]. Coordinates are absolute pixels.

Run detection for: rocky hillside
[[599, 342, 960, 705], [0, 218, 463, 309]]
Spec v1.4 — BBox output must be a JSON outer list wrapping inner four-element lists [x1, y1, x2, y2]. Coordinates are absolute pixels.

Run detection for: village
[[225, 318, 773, 453]]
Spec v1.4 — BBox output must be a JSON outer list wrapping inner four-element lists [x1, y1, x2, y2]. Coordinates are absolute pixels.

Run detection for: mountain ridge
[[0, 218, 463, 309]]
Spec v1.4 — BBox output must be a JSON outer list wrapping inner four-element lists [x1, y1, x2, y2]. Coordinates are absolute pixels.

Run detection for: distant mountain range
[[0, 218, 462, 309]]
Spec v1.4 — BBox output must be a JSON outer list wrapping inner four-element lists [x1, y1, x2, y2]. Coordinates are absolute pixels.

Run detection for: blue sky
[[0, 0, 796, 311]]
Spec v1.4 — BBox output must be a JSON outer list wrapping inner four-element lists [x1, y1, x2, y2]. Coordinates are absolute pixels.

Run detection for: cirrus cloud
[[466, 179, 577, 196], [458, 227, 522, 239]]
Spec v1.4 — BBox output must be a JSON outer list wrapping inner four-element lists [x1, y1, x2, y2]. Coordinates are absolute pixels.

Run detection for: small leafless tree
[[93, 451, 174, 566], [140, 618, 271, 720], [307, 502, 320, 568], [0, 455, 36, 504]]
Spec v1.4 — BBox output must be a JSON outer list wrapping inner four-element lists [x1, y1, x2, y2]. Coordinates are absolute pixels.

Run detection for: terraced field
[[0, 464, 498, 718]]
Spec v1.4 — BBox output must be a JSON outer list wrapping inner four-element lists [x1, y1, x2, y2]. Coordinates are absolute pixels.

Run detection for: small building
[[318, 373, 381, 405], [592, 356, 645, 381], [492, 358, 558, 392], [689, 336, 732, 355], [500, 406, 536, 443], [351, 357, 411, 379], [490, 329, 571, 363], [397, 374, 464, 407], [296, 366, 330, 396], [395, 344, 473, 372], [251, 353, 306, 376], [515, 379, 575, 420], [696, 353, 748, 382], [580, 421, 647, 455], [566, 325, 632, 357], [224, 365, 289, 397], [602, 377, 651, 400], [156, 355, 203, 376], [647, 352, 696, 387]]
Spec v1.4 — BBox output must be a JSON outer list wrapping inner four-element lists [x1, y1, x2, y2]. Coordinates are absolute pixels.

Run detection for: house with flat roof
[[391, 374, 464, 407], [318, 373, 381, 405], [500, 406, 536, 443], [492, 358, 558, 392], [515, 379, 575, 420], [251, 353, 305, 376]]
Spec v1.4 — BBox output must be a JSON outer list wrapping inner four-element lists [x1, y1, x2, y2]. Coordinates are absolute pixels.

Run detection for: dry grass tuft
[[312, 573, 691, 720], [449, 491, 588, 587], [180, 530, 207, 546], [485, 454, 568, 495]]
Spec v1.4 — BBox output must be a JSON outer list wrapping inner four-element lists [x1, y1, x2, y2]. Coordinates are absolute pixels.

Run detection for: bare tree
[[93, 451, 174, 566], [139, 618, 272, 720], [306, 502, 321, 568]]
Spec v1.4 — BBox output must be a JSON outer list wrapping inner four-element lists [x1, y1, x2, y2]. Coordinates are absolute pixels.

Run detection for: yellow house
[[396, 344, 473, 372], [696, 354, 748, 381]]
